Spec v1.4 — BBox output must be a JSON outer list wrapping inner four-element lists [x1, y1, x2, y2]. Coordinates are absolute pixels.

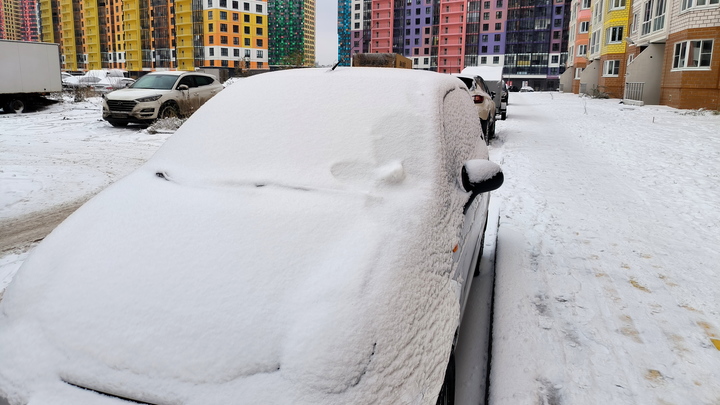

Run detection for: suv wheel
[[158, 103, 179, 119]]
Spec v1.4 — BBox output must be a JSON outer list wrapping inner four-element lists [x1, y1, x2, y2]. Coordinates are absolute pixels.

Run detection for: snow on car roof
[[461, 66, 504, 81]]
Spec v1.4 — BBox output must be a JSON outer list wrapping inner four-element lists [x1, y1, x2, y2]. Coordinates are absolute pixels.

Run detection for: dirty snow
[[0, 86, 719, 404]]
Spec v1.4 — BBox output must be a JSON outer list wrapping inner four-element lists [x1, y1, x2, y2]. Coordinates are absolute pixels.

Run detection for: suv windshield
[[131, 74, 178, 90]]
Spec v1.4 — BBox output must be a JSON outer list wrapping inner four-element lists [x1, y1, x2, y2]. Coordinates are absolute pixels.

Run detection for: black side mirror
[[178, 84, 189, 91], [461, 159, 503, 211]]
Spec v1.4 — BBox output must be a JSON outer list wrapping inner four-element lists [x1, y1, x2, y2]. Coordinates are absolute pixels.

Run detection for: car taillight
[[473, 95, 484, 103]]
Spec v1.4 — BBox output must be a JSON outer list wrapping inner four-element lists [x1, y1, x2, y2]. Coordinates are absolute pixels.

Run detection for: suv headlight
[[135, 95, 162, 102]]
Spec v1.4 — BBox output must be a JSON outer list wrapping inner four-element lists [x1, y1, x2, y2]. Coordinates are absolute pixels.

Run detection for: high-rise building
[[1, 0, 40, 41], [504, 0, 571, 91], [338, 0, 351, 64], [35, 0, 268, 72], [340, 0, 571, 84], [268, 0, 315, 66]]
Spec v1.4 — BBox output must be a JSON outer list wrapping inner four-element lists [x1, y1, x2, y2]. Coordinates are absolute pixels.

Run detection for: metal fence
[[624, 82, 644, 102]]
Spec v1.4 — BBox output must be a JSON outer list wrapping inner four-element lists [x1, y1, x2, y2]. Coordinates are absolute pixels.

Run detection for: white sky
[[315, 0, 339, 65]]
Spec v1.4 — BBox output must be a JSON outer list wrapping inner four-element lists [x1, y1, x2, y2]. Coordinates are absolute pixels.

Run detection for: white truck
[[0, 40, 62, 113]]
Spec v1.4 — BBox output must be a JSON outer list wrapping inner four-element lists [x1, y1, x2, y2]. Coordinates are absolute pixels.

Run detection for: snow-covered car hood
[[0, 68, 485, 404], [105, 88, 170, 101]]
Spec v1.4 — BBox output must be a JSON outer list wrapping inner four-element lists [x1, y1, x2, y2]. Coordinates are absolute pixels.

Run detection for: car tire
[[480, 119, 490, 144], [158, 103, 179, 120], [501, 111, 507, 120], [108, 120, 128, 127], [436, 353, 455, 405], [489, 118, 496, 138]]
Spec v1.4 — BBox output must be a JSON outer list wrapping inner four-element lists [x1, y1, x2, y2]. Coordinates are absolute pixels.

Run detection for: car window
[[195, 76, 216, 86], [131, 74, 178, 90], [456, 77, 475, 91], [178, 76, 197, 88]]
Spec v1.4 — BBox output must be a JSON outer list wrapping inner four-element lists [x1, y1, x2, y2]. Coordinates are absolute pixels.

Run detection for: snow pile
[[0, 68, 488, 404]]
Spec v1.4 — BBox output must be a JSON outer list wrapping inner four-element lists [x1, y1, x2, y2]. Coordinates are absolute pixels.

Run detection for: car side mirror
[[178, 84, 189, 91], [461, 159, 503, 194]]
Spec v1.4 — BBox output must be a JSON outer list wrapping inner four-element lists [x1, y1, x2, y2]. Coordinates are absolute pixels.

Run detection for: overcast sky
[[315, 0, 339, 66]]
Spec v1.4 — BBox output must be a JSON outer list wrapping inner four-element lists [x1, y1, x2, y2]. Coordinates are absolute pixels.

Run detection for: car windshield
[[131, 74, 178, 90]]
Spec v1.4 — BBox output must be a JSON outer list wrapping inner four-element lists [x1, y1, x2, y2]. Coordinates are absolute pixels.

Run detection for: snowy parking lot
[[1, 89, 719, 404]]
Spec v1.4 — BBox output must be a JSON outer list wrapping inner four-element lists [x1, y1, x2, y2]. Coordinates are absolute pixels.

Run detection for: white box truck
[[0, 40, 62, 113]]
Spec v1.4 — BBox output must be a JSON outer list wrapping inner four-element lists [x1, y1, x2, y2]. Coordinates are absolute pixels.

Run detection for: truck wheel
[[5, 99, 25, 114]]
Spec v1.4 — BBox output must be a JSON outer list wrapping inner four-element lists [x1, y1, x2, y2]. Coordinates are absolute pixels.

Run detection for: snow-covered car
[[453, 73, 497, 143], [520, 86, 534, 92], [91, 77, 135, 94], [101, 71, 223, 127], [75, 69, 127, 88], [0, 68, 503, 405], [60, 72, 80, 89]]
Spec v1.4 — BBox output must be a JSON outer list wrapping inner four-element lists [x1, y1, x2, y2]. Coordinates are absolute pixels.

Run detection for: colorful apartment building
[[268, 0, 315, 66], [32, 0, 269, 73], [340, 0, 571, 85], [560, 0, 591, 92], [1, 0, 39, 41]]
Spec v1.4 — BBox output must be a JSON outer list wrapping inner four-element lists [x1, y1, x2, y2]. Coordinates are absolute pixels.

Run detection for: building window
[[482, 34, 488, 42], [257, 50, 263, 58], [611, 0, 626, 9], [603, 59, 620, 76], [578, 44, 587, 55], [243, 2, 249, 10], [209, 48, 215, 56], [493, 45, 500, 52], [256, 39, 263, 46], [641, 0, 667, 35], [680, 0, 717, 9], [551, 55, 559, 63], [208, 23, 214, 32], [208, 11, 213, 19], [232, 1, 238, 8], [208, 0, 212, 6], [481, 56, 487, 64], [482, 23, 489, 31], [233, 25, 239, 32], [575, 67, 583, 78], [245, 49, 251, 57], [494, 34, 501, 41], [220, 35, 228, 44], [496, 11, 502, 18], [244, 14, 250, 22], [233, 13, 239, 21], [483, 12, 489, 19], [233, 37, 239, 45], [606, 26, 623, 44], [234, 48, 240, 57], [582, 0, 591, 7], [481, 45, 488, 52], [209, 36, 214, 44], [484, 0, 490, 8], [579, 21, 589, 33], [256, 4, 262, 12], [590, 30, 600, 53], [673, 39, 713, 69], [495, 23, 501, 30], [220, 23, 228, 32], [220, 11, 227, 19], [221, 48, 228, 56], [496, 0, 503, 6], [256, 16, 263, 23], [256, 27, 263, 35], [493, 56, 499, 64], [244, 38, 250, 45], [244, 26, 250, 34]]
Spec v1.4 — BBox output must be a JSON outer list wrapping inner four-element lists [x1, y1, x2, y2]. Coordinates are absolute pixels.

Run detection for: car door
[[192, 75, 222, 107], [176, 75, 201, 115]]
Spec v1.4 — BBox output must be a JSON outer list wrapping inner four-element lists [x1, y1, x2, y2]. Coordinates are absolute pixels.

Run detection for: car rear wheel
[[501, 111, 507, 120], [436, 353, 456, 405], [480, 119, 490, 144], [158, 103, 179, 119]]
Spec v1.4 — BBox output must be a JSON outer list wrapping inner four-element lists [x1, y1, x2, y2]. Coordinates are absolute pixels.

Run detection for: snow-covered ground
[[489, 93, 720, 405], [1, 90, 719, 404]]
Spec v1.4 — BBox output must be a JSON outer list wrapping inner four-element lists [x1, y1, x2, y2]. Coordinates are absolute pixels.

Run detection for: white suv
[[102, 71, 223, 127]]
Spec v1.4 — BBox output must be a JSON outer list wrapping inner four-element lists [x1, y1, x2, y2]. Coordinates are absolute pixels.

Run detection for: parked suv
[[102, 71, 223, 127], [454, 73, 496, 143]]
